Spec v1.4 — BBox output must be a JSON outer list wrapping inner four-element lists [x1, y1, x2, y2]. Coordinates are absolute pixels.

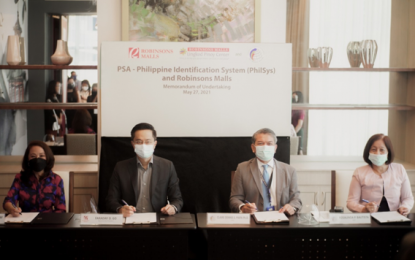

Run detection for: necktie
[[262, 164, 271, 209]]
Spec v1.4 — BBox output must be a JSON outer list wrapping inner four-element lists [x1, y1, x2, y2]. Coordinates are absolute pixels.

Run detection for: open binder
[[371, 211, 412, 224], [252, 211, 289, 224]]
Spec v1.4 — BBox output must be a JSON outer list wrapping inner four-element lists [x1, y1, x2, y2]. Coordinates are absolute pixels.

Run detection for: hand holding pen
[[120, 199, 136, 218], [241, 200, 257, 214], [361, 199, 378, 213], [9, 202, 22, 217]]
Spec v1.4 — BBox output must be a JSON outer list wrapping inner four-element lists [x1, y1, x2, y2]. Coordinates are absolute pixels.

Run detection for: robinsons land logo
[[129, 47, 174, 59]]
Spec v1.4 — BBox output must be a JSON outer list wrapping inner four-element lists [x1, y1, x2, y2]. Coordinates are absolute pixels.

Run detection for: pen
[[361, 199, 370, 203], [244, 200, 258, 210], [11, 203, 22, 215], [121, 199, 129, 206]]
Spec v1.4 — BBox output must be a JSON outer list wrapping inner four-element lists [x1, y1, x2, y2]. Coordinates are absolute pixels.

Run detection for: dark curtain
[[99, 136, 290, 213]]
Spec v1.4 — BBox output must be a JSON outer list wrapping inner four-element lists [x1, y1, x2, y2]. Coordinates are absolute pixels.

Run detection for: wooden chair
[[65, 134, 97, 155], [331, 170, 336, 210], [231, 171, 236, 185], [69, 171, 98, 213]]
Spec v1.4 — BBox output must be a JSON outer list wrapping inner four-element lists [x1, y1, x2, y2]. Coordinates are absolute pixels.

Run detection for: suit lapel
[[249, 158, 265, 201], [274, 159, 284, 208], [130, 157, 139, 205], [150, 156, 159, 202]]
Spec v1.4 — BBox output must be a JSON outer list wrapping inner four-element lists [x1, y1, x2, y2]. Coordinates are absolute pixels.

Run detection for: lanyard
[[260, 166, 273, 203]]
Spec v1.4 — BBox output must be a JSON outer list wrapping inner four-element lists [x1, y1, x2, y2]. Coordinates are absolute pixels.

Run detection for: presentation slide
[[101, 42, 291, 137]]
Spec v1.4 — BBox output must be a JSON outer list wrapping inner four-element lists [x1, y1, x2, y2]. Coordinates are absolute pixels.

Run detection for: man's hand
[[398, 207, 409, 216], [241, 203, 257, 214], [279, 204, 295, 215], [161, 204, 176, 215], [119, 205, 136, 217]]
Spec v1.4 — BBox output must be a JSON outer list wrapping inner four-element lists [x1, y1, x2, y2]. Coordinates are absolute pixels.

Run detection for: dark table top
[[0, 213, 197, 230], [197, 213, 415, 229]]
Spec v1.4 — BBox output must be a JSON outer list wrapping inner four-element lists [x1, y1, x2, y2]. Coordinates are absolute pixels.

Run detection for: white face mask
[[255, 145, 275, 162], [134, 144, 154, 159], [369, 153, 388, 166], [82, 86, 89, 91]]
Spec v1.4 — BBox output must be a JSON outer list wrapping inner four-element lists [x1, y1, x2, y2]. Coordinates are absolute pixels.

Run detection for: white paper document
[[253, 211, 288, 222], [5, 213, 39, 223], [125, 213, 157, 224], [371, 211, 411, 223]]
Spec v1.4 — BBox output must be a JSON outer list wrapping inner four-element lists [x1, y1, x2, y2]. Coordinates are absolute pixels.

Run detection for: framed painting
[[121, 0, 261, 43]]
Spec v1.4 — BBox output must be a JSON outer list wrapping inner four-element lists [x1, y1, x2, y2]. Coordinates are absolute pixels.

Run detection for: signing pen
[[121, 199, 129, 206], [244, 200, 258, 210], [361, 199, 370, 203], [11, 203, 22, 215]]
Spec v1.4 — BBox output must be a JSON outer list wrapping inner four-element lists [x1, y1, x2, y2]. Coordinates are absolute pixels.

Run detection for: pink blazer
[[347, 163, 414, 212]]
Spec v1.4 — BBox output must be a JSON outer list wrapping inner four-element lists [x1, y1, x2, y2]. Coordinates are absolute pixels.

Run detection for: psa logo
[[129, 48, 140, 59], [180, 48, 187, 55], [83, 215, 89, 221], [250, 48, 264, 63]]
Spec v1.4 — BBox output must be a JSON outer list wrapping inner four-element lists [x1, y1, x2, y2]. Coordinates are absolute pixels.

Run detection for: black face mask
[[29, 158, 47, 172], [68, 84, 74, 90]]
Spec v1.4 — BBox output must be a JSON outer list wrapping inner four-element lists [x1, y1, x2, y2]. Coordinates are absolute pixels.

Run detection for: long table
[[197, 213, 415, 260], [0, 214, 196, 260]]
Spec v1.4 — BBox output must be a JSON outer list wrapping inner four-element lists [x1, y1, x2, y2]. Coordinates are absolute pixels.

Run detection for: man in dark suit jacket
[[106, 123, 183, 217], [230, 128, 302, 214]]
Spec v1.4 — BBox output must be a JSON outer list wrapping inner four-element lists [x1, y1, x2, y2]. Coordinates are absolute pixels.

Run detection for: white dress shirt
[[256, 158, 277, 210], [239, 158, 277, 212]]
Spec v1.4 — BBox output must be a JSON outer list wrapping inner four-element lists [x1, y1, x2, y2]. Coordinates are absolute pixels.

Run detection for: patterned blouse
[[3, 171, 66, 213]]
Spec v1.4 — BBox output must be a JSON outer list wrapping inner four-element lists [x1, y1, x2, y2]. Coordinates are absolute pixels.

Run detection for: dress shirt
[[136, 157, 154, 213], [347, 163, 414, 212], [256, 158, 277, 209], [239, 158, 277, 211]]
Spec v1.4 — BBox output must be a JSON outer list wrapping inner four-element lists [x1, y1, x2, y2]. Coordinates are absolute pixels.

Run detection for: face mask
[[82, 86, 89, 91], [67, 84, 74, 90], [56, 87, 61, 95], [29, 158, 47, 172], [255, 145, 275, 162], [134, 144, 154, 159], [72, 75, 77, 81], [369, 153, 388, 166]]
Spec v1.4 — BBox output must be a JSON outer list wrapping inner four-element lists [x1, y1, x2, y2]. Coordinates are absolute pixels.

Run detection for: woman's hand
[[364, 202, 378, 213], [398, 207, 409, 216], [5, 202, 22, 217]]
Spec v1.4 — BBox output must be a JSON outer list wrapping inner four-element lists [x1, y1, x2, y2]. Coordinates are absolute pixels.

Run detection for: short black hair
[[131, 123, 157, 141]]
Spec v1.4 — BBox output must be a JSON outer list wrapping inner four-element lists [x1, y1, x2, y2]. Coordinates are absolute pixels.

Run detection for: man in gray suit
[[230, 128, 302, 214], [106, 123, 183, 217]]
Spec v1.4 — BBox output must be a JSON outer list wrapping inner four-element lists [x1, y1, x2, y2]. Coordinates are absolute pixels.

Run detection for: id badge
[[266, 206, 275, 211]]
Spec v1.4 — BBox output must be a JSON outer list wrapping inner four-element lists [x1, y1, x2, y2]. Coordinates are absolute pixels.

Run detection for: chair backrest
[[290, 136, 299, 155], [231, 171, 236, 185], [65, 134, 97, 155], [69, 171, 99, 213]]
